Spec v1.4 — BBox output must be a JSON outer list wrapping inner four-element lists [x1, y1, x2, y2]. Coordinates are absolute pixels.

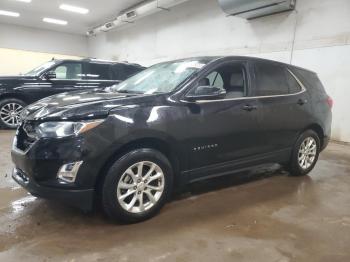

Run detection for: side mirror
[[44, 71, 56, 80], [186, 86, 226, 101]]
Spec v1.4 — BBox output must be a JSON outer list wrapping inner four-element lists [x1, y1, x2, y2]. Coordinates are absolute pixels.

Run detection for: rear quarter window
[[284, 69, 302, 94], [292, 68, 327, 100], [296, 69, 325, 92]]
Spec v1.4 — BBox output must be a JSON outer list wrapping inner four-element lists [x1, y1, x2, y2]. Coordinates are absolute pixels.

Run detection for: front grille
[[16, 122, 38, 151]]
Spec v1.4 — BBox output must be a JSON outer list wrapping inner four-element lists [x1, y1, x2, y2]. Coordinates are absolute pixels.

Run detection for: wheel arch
[[303, 123, 325, 148], [95, 137, 182, 195], [0, 93, 30, 104]]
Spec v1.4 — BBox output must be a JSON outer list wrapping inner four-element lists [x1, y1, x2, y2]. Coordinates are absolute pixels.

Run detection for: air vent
[[86, 30, 94, 36], [87, 0, 189, 35], [126, 10, 137, 19], [105, 22, 114, 29]]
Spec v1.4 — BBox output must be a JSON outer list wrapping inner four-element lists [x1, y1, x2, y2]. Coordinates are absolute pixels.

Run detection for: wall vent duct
[[217, 0, 296, 19], [88, 0, 189, 35]]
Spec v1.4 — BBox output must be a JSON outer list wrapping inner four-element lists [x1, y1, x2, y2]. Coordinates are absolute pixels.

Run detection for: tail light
[[326, 96, 333, 109]]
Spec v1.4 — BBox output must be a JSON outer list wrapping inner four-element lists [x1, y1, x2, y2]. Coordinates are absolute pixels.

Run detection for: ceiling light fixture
[[43, 17, 68, 25], [14, 0, 32, 3], [0, 10, 20, 17], [59, 4, 89, 14]]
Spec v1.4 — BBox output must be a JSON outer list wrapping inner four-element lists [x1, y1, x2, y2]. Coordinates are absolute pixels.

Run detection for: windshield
[[111, 59, 210, 94], [25, 61, 58, 76]]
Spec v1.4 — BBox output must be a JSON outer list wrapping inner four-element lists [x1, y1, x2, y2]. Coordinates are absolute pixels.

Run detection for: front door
[[47, 61, 87, 95], [182, 61, 264, 176]]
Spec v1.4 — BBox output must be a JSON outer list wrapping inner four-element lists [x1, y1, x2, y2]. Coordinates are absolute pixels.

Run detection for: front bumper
[[10, 127, 107, 211], [12, 168, 94, 211]]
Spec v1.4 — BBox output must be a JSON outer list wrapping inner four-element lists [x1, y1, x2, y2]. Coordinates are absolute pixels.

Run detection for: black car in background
[[0, 58, 145, 128], [11, 56, 332, 223]]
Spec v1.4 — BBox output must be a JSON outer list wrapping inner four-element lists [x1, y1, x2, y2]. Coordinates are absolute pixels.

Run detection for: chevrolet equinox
[[11, 56, 332, 223]]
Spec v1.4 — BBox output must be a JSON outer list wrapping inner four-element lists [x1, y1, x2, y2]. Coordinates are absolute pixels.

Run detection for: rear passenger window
[[254, 63, 288, 96], [111, 64, 141, 80], [124, 65, 142, 78], [111, 64, 123, 80], [86, 63, 111, 80]]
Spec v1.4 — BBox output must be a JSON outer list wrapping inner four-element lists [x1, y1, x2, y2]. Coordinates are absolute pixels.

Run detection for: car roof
[[222, 56, 316, 74], [160, 56, 315, 74], [50, 58, 144, 68]]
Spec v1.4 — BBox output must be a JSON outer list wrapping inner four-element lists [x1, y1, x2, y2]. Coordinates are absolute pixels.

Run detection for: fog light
[[57, 161, 83, 183]]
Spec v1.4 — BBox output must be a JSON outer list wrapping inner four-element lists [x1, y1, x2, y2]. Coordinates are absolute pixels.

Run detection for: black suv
[[11, 56, 332, 223], [0, 58, 144, 128]]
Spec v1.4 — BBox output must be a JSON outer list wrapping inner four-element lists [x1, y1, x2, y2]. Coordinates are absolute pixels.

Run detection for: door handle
[[297, 99, 308, 105], [242, 104, 257, 111]]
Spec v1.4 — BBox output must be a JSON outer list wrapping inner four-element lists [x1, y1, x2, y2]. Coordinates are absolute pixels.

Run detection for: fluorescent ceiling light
[[59, 4, 89, 14], [0, 10, 20, 17], [14, 0, 32, 3], [43, 17, 68, 25]]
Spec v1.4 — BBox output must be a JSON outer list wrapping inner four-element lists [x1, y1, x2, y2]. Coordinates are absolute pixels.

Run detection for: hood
[[0, 75, 36, 89], [21, 89, 154, 121], [0, 75, 36, 81]]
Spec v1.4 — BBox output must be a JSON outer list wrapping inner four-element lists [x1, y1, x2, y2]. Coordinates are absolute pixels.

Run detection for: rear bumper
[[12, 167, 94, 211]]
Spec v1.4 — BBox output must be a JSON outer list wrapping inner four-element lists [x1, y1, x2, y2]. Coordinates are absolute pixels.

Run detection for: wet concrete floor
[[0, 130, 349, 261]]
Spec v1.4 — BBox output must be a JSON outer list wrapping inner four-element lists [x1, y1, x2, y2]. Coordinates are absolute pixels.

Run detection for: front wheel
[[102, 148, 173, 223], [0, 98, 26, 129], [287, 130, 321, 176]]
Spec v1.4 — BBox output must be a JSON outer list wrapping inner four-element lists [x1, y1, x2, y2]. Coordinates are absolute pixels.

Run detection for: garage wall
[[87, 0, 350, 143], [0, 23, 87, 75], [0, 48, 82, 75]]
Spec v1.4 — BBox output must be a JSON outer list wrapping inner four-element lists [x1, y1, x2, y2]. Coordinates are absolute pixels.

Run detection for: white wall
[[88, 0, 350, 143], [0, 23, 88, 57], [0, 23, 87, 75]]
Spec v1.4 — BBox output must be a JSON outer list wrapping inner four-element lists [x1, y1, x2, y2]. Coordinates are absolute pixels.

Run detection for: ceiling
[[0, 0, 145, 35]]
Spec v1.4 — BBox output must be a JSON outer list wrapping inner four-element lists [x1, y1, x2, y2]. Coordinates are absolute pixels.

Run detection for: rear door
[[253, 62, 312, 152]]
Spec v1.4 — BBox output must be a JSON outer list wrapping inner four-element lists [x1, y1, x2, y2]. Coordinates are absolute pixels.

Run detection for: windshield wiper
[[116, 90, 144, 94]]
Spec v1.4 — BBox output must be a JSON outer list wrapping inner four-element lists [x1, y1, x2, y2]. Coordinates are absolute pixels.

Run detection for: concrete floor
[[0, 130, 349, 262]]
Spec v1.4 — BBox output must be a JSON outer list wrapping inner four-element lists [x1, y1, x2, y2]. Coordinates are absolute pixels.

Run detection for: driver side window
[[196, 63, 246, 99], [53, 63, 82, 80], [206, 71, 224, 90]]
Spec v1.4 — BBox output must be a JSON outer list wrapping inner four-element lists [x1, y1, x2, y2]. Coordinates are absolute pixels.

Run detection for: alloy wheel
[[0, 102, 23, 127], [298, 136, 317, 170], [117, 161, 165, 213]]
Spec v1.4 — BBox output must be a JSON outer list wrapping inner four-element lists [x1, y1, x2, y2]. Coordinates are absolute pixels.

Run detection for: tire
[[0, 98, 26, 129], [102, 148, 173, 223], [287, 130, 321, 176]]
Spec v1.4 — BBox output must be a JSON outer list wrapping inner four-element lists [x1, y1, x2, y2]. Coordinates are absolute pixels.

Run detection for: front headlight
[[36, 119, 104, 138]]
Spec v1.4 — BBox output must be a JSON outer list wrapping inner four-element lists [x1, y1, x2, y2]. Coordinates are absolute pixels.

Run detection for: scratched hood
[[21, 90, 150, 121]]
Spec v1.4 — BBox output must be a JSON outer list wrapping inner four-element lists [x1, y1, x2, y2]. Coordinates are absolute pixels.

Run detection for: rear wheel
[[102, 148, 173, 223], [0, 98, 26, 129], [287, 130, 320, 176]]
